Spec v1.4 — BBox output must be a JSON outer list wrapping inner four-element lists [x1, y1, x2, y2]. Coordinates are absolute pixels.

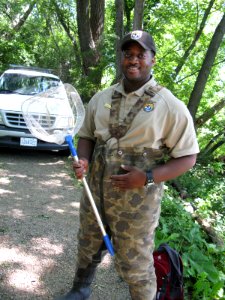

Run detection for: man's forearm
[[77, 137, 95, 162], [152, 154, 197, 184]]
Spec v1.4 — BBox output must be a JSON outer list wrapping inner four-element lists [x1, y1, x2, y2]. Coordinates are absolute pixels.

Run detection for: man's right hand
[[72, 158, 89, 179]]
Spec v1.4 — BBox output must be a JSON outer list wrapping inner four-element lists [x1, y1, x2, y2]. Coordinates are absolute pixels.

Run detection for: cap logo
[[130, 30, 143, 40]]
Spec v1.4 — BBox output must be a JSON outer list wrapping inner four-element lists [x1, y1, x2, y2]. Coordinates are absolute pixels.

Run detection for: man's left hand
[[110, 165, 146, 190]]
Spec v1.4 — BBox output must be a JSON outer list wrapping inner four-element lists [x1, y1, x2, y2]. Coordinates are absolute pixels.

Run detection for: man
[[57, 30, 199, 300]]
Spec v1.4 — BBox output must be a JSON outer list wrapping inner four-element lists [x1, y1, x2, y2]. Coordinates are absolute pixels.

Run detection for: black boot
[[55, 265, 96, 300], [56, 241, 108, 300]]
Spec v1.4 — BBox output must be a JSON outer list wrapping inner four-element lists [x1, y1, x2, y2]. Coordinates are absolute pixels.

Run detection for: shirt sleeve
[[164, 97, 199, 158], [77, 95, 97, 141]]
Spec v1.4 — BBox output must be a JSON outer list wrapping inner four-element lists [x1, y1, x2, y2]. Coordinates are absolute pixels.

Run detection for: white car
[[0, 66, 70, 154]]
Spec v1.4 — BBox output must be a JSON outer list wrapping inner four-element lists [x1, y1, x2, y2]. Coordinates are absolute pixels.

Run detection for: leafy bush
[[177, 162, 225, 240], [155, 186, 225, 299]]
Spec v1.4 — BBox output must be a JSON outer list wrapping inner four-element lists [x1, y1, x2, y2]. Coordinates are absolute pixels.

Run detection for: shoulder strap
[[158, 243, 183, 279], [109, 84, 162, 140], [145, 84, 163, 97]]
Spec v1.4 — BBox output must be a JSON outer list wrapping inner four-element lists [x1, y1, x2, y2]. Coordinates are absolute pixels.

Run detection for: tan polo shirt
[[78, 78, 199, 158]]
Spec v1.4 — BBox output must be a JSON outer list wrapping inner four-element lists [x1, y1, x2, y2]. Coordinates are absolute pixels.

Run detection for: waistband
[[94, 140, 168, 163]]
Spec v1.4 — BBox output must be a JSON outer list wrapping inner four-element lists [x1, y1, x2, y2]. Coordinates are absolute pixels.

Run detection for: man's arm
[[110, 154, 197, 189], [152, 154, 197, 184], [77, 137, 95, 161]]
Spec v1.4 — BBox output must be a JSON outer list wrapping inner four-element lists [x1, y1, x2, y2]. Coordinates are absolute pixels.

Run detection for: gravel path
[[0, 148, 130, 300]]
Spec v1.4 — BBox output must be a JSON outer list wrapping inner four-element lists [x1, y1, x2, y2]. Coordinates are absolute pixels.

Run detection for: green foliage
[[157, 159, 225, 298], [146, 0, 224, 102], [156, 187, 225, 299], [177, 162, 225, 240]]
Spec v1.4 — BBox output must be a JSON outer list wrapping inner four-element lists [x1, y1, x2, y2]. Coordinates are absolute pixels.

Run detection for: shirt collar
[[114, 77, 157, 97]]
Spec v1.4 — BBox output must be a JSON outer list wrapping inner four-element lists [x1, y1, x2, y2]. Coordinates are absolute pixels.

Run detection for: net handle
[[65, 135, 115, 256]]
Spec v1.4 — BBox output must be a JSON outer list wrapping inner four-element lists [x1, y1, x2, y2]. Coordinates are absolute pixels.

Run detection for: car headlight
[[0, 112, 4, 124]]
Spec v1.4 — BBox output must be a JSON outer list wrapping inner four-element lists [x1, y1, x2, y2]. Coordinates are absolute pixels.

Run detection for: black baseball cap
[[121, 30, 156, 55]]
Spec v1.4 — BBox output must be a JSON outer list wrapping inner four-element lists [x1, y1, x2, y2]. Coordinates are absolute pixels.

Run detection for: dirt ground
[[0, 148, 130, 300]]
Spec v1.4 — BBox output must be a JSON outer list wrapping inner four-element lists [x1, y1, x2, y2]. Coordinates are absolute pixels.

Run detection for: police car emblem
[[144, 103, 154, 112], [131, 30, 143, 40]]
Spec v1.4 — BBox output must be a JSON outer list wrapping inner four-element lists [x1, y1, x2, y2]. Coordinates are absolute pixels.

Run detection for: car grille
[[5, 111, 56, 129], [5, 112, 27, 128]]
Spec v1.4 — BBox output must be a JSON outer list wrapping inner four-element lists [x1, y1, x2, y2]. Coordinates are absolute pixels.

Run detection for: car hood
[[0, 89, 72, 116], [0, 93, 31, 111]]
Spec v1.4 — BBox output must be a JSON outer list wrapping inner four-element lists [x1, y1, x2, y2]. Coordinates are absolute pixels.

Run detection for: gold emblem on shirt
[[104, 103, 111, 109], [143, 103, 154, 112]]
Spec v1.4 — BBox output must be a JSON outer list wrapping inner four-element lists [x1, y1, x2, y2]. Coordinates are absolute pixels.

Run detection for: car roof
[[4, 69, 60, 80]]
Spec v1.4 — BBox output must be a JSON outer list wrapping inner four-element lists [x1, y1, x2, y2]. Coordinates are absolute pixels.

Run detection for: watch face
[[146, 170, 154, 184], [148, 178, 153, 183]]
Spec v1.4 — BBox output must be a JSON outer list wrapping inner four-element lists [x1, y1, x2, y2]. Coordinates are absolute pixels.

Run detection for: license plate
[[20, 137, 37, 147]]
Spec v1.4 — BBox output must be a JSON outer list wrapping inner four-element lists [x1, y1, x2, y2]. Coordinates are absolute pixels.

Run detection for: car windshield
[[0, 73, 60, 95]]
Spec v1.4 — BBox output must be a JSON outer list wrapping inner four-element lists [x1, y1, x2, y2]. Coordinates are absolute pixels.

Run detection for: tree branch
[[195, 98, 225, 128], [175, 58, 225, 84], [198, 130, 224, 160], [173, 0, 215, 79], [3, 1, 36, 39], [170, 180, 224, 247], [13, 1, 36, 31], [52, 0, 81, 66], [187, 13, 225, 120]]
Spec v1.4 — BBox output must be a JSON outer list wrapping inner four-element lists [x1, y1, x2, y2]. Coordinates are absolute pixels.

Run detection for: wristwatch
[[145, 170, 154, 185]]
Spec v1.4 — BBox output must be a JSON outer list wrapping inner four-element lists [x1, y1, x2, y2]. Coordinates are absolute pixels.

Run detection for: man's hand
[[110, 165, 146, 190], [72, 158, 89, 180]]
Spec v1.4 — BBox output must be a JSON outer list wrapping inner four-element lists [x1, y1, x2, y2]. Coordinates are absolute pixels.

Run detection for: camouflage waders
[[76, 85, 167, 300]]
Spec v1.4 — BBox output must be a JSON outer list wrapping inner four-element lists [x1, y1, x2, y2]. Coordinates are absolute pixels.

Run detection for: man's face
[[121, 42, 155, 84]]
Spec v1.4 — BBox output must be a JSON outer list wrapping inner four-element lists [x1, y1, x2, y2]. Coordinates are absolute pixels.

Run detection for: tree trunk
[[188, 13, 225, 120], [133, 0, 145, 30], [115, 0, 124, 82], [90, 0, 105, 45], [124, 0, 134, 33], [76, 0, 105, 84], [77, 0, 96, 76]]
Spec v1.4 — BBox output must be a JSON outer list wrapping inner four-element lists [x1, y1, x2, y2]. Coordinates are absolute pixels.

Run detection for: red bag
[[153, 243, 184, 300]]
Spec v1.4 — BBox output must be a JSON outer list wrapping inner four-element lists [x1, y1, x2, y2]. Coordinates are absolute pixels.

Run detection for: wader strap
[[109, 85, 162, 140]]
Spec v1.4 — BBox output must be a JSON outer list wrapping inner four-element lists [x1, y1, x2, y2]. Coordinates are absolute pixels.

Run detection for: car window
[[0, 73, 60, 95]]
